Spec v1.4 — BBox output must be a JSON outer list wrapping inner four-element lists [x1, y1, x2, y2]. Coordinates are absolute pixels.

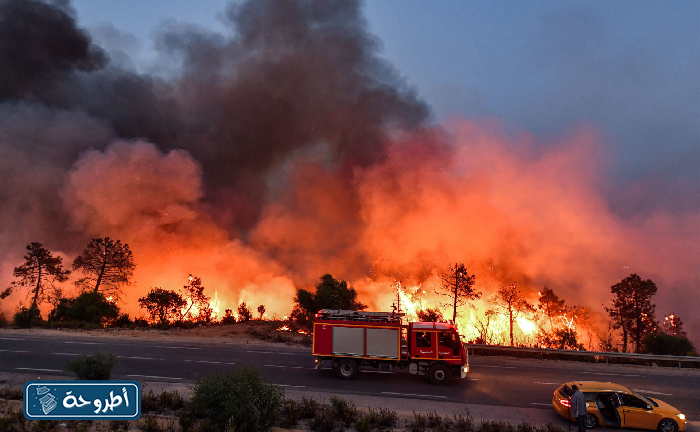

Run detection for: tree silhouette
[[72, 237, 135, 297], [606, 274, 658, 353], [179, 275, 211, 322], [436, 263, 480, 322], [417, 308, 444, 322], [2, 242, 70, 309], [257, 304, 266, 320], [291, 274, 367, 328], [537, 286, 566, 333], [238, 302, 253, 322], [138, 288, 186, 324], [491, 282, 534, 346]]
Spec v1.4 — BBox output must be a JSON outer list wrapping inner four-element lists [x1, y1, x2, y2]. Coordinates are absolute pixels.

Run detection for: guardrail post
[[605, 356, 608, 365]]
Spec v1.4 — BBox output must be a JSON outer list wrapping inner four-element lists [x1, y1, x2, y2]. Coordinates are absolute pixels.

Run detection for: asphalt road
[[1, 334, 698, 421]]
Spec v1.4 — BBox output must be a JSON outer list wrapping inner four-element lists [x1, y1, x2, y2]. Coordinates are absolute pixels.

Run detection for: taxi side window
[[620, 394, 650, 409], [416, 331, 432, 347], [584, 392, 597, 402]]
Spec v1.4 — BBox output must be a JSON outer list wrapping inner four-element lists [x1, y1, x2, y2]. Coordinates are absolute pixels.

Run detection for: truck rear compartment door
[[332, 326, 364, 356], [366, 328, 399, 359]]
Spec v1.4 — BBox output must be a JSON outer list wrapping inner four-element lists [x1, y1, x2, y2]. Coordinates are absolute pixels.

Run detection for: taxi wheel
[[334, 358, 358, 380], [585, 414, 598, 429], [427, 364, 451, 385], [658, 419, 678, 432]]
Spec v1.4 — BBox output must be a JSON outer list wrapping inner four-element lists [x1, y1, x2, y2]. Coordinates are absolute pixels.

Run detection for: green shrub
[[109, 419, 130, 431], [479, 420, 516, 432], [49, 291, 119, 326], [280, 399, 301, 428], [14, 306, 43, 328], [0, 312, 7, 327], [365, 407, 398, 431], [140, 417, 163, 432], [408, 412, 428, 432], [64, 352, 117, 380], [453, 409, 476, 432], [311, 407, 337, 432], [113, 314, 133, 327], [355, 416, 371, 432], [133, 318, 150, 328], [142, 389, 187, 413], [0, 385, 23, 400], [190, 367, 283, 432], [643, 331, 696, 356], [329, 396, 358, 427]]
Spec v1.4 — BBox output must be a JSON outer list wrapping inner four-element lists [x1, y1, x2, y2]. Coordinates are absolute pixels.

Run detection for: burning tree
[[139, 288, 186, 324], [436, 263, 480, 322], [537, 286, 566, 334], [238, 302, 253, 322], [417, 308, 444, 322], [1, 242, 70, 310], [72, 237, 135, 298], [179, 274, 211, 322], [491, 282, 534, 346], [663, 313, 685, 337], [606, 274, 658, 353], [257, 304, 266, 320]]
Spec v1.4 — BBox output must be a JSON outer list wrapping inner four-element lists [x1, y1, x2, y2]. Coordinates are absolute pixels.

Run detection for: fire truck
[[312, 309, 469, 385]]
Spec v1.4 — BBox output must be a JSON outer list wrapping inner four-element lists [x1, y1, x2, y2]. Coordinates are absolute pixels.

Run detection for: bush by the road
[[13, 306, 43, 328], [49, 291, 120, 327], [643, 331, 697, 356], [63, 352, 117, 380], [0, 312, 6, 327], [190, 367, 284, 432]]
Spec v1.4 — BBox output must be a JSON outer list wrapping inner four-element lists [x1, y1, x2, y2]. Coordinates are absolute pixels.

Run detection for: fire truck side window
[[416, 331, 431, 347], [439, 331, 461, 355]]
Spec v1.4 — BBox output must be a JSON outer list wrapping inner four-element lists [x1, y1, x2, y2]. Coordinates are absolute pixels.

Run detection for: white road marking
[[479, 365, 516, 369], [226, 362, 236, 365], [247, 350, 295, 355], [127, 374, 183, 380], [361, 370, 393, 374], [65, 341, 104, 345], [16, 367, 61, 372], [0, 350, 29, 353], [581, 371, 640, 377], [264, 364, 287, 368], [531, 403, 552, 406], [632, 389, 673, 396], [290, 366, 304, 369], [534, 382, 560, 385], [116, 356, 163, 361], [467, 378, 480, 381], [276, 384, 307, 388], [184, 360, 222, 364], [154, 346, 201, 350], [0, 337, 24, 341], [52, 352, 80, 356], [382, 392, 447, 399]]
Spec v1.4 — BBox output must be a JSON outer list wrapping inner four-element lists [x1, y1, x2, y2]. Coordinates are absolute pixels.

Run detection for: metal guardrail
[[464, 343, 700, 368]]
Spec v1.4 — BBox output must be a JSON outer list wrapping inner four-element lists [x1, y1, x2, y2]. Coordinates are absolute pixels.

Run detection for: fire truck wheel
[[334, 359, 359, 380], [427, 364, 451, 385]]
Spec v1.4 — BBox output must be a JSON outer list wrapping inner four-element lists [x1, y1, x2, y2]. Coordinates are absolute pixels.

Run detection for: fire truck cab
[[312, 309, 469, 385]]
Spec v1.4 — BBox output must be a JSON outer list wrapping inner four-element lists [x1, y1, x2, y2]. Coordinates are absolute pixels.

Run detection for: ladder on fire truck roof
[[316, 309, 405, 323]]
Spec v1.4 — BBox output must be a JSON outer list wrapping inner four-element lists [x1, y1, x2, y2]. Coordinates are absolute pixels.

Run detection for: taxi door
[[619, 394, 659, 430]]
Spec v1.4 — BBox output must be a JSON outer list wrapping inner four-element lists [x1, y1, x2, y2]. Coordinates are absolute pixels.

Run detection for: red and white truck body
[[312, 309, 469, 385]]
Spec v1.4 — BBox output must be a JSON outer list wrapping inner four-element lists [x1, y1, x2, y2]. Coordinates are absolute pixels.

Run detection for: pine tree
[[436, 263, 480, 322], [2, 243, 70, 309]]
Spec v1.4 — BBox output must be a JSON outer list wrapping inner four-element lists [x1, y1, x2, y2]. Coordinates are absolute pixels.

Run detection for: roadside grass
[[0, 378, 568, 432]]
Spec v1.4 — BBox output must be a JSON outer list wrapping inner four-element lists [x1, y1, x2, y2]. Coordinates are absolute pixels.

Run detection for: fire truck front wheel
[[334, 358, 359, 380], [427, 363, 451, 385]]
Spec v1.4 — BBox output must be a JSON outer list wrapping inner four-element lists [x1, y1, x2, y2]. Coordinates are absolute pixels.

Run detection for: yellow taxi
[[552, 381, 687, 432]]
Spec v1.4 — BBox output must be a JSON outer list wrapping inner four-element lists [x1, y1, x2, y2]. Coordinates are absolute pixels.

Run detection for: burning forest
[[0, 0, 698, 351]]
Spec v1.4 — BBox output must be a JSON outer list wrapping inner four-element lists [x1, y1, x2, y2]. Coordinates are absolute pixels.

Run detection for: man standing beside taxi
[[570, 384, 587, 432]]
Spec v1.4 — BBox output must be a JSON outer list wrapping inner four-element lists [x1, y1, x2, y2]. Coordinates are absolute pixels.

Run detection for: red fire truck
[[312, 309, 469, 385]]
